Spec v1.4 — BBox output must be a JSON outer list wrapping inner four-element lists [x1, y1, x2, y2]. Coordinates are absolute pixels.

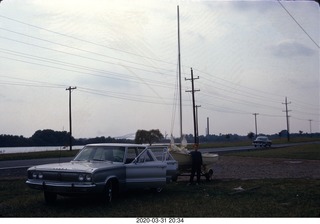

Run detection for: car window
[[126, 147, 145, 163], [74, 146, 125, 162], [148, 147, 171, 161], [136, 149, 155, 163]]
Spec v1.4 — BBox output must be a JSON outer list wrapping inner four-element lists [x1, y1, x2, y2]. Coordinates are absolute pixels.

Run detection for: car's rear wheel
[[44, 191, 57, 204]]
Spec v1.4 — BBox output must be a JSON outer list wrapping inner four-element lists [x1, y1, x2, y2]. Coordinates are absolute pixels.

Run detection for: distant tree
[[134, 129, 163, 145], [148, 129, 164, 145], [31, 129, 70, 146], [247, 132, 255, 140], [135, 130, 148, 144]]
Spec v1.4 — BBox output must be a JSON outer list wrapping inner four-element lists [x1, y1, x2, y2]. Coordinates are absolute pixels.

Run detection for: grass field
[[0, 149, 79, 161], [0, 178, 319, 217], [1, 142, 319, 217], [227, 143, 320, 160]]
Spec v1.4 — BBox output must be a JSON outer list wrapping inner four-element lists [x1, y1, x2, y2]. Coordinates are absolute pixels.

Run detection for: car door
[[125, 148, 166, 189], [148, 146, 178, 183]]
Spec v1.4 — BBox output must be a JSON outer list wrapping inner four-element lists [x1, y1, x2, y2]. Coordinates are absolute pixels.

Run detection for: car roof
[[85, 143, 146, 147]]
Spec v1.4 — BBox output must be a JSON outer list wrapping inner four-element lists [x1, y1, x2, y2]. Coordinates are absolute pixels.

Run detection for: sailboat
[[168, 6, 218, 178]]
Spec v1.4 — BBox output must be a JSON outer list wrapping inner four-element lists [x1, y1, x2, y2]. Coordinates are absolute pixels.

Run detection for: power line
[[278, 0, 319, 48], [0, 27, 176, 75], [0, 14, 177, 66]]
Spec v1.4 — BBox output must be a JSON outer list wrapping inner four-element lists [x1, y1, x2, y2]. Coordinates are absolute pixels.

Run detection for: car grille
[[41, 171, 79, 182]]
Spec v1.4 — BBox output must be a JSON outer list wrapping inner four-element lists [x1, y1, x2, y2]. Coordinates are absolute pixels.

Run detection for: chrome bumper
[[26, 180, 104, 194]]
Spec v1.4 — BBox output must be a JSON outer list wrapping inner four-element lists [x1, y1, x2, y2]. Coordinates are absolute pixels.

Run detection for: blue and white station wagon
[[26, 143, 178, 203]]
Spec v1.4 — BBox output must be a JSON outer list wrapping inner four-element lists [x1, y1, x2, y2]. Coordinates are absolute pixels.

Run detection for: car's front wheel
[[104, 180, 118, 203], [44, 191, 57, 204], [151, 186, 163, 193]]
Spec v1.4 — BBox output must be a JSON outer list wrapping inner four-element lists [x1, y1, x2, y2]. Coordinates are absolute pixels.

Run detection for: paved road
[[1, 141, 318, 170], [200, 141, 320, 154]]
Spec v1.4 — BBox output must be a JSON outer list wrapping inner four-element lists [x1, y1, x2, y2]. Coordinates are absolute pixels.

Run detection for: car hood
[[28, 161, 120, 173]]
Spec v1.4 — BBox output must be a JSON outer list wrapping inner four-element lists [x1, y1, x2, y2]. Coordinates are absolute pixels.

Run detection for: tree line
[[0, 129, 132, 147], [1, 128, 318, 148]]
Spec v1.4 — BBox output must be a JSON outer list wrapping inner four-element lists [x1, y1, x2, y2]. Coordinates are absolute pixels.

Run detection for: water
[[0, 145, 84, 154]]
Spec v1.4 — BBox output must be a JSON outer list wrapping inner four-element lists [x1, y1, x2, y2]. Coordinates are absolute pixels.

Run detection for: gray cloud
[[271, 39, 316, 57]]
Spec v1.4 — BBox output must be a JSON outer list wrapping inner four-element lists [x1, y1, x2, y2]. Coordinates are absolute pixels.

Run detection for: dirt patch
[[211, 156, 320, 180]]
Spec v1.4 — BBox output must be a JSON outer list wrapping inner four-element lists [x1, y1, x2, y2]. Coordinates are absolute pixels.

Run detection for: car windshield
[[257, 137, 267, 140], [74, 146, 125, 162]]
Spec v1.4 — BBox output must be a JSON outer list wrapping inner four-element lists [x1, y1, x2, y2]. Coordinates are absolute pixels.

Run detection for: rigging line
[[291, 116, 320, 123], [119, 64, 167, 105], [0, 14, 177, 66], [198, 82, 282, 107], [0, 55, 175, 89], [194, 69, 284, 100], [0, 48, 175, 88], [0, 35, 174, 77], [78, 86, 170, 100], [291, 110, 320, 116], [0, 27, 176, 75], [0, 75, 66, 88], [198, 92, 284, 111], [259, 113, 285, 118], [198, 71, 319, 111], [77, 89, 172, 106], [170, 58, 180, 135], [0, 81, 63, 89], [201, 105, 251, 115], [278, 0, 319, 48]]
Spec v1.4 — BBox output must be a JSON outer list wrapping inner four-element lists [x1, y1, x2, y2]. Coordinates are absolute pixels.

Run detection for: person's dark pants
[[190, 165, 201, 183]]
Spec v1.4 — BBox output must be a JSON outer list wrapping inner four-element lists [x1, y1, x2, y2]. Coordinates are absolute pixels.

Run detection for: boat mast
[[177, 5, 183, 139]]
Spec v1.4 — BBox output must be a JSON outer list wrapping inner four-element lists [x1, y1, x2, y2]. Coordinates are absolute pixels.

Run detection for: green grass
[[0, 150, 79, 161], [1, 141, 319, 217], [193, 137, 320, 149], [0, 178, 319, 217], [227, 143, 320, 160], [1, 137, 318, 161]]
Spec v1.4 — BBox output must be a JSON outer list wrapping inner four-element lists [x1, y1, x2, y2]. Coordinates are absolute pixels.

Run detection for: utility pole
[[206, 117, 210, 136], [177, 5, 183, 140], [308, 119, 312, 134], [185, 68, 200, 146], [282, 97, 291, 141], [66, 86, 77, 151], [195, 105, 201, 140], [252, 113, 259, 137]]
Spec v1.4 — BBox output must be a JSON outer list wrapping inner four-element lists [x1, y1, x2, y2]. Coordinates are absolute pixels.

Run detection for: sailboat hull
[[170, 150, 219, 171]]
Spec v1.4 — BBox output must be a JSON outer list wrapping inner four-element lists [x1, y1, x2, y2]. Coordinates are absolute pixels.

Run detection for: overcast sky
[[0, 0, 319, 139]]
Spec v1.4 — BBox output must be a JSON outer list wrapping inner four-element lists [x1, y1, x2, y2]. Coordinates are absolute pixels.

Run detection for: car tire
[[105, 180, 117, 203], [171, 174, 178, 182], [152, 187, 163, 193], [44, 191, 57, 204], [205, 169, 213, 181]]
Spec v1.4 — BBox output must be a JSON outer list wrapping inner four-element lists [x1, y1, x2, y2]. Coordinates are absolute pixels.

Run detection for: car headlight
[[31, 172, 43, 179], [78, 174, 92, 182], [85, 174, 92, 182], [78, 174, 85, 181], [38, 172, 43, 179]]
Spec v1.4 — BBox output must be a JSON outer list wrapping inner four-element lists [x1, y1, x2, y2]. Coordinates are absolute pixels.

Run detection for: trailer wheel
[[171, 174, 178, 182], [205, 169, 213, 181]]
